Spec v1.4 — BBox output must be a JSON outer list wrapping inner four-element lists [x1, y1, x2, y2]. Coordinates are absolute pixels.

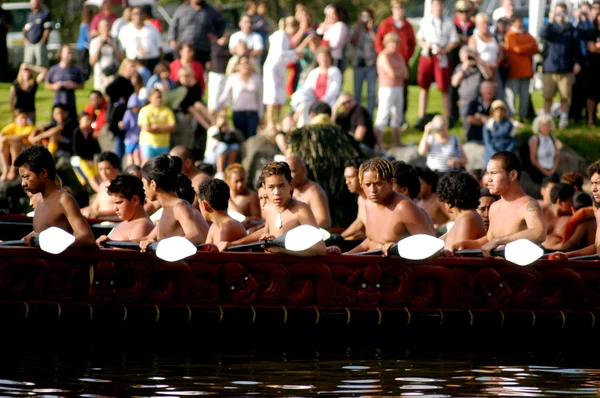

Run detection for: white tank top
[[475, 34, 499, 65], [537, 134, 556, 170]]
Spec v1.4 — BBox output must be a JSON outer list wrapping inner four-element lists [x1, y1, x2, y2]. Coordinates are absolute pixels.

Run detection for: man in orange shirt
[[504, 14, 538, 121], [375, 0, 415, 118]]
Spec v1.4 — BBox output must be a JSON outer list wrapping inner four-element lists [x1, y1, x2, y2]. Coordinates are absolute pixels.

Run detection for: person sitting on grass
[[96, 174, 155, 246], [205, 113, 241, 179], [436, 170, 486, 251], [198, 178, 247, 246], [29, 104, 78, 158], [0, 110, 35, 181], [15, 146, 95, 248], [82, 151, 121, 219]]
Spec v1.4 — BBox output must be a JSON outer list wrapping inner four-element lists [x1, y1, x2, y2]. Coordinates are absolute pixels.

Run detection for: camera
[[362, 16, 369, 24], [467, 55, 475, 61]]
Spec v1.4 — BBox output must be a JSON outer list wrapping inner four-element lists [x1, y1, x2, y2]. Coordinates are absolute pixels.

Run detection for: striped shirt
[[426, 135, 461, 173]]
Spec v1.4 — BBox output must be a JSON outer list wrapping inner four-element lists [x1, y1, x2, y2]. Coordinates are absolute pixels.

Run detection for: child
[[263, 17, 300, 129], [96, 173, 155, 246], [14, 146, 95, 247], [137, 89, 176, 163], [146, 61, 175, 93], [0, 110, 35, 181], [205, 112, 241, 179], [170, 43, 206, 95], [226, 41, 260, 75], [139, 154, 209, 250], [83, 90, 108, 137], [81, 151, 121, 219], [120, 94, 142, 167], [9, 63, 46, 124], [483, 100, 515, 166], [198, 178, 248, 246], [71, 112, 102, 192]]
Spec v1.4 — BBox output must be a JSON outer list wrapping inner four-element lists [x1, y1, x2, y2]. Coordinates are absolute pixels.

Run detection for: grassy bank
[[1, 68, 598, 163]]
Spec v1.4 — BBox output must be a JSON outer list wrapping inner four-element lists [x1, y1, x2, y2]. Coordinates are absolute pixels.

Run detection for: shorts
[[417, 55, 451, 92], [141, 145, 169, 159], [125, 142, 139, 155], [204, 142, 241, 164], [374, 86, 404, 130], [24, 42, 48, 67], [543, 73, 573, 101]]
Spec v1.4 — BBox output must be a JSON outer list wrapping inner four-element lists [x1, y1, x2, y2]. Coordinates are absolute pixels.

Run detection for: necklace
[[276, 212, 283, 229]]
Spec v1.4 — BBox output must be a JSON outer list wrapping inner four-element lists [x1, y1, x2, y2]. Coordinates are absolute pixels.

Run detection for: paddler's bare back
[[229, 190, 259, 216], [543, 214, 570, 247], [33, 190, 75, 233], [158, 199, 208, 240], [418, 195, 449, 226], [489, 196, 540, 238], [263, 199, 311, 238]]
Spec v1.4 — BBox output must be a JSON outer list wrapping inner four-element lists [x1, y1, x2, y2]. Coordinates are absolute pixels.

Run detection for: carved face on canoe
[[90, 261, 117, 303]]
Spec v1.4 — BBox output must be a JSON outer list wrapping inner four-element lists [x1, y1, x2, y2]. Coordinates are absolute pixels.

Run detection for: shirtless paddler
[[219, 161, 326, 256], [347, 158, 435, 256], [451, 151, 547, 257], [14, 146, 95, 247]]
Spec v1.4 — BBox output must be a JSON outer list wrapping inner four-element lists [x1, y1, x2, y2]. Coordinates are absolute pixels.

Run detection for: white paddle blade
[[445, 221, 455, 232], [284, 225, 324, 252], [320, 228, 331, 241], [38, 227, 76, 255], [396, 234, 445, 260], [228, 210, 247, 223], [504, 239, 544, 266], [155, 237, 197, 262]]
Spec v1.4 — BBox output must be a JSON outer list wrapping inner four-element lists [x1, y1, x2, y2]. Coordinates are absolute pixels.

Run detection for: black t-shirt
[[210, 42, 232, 74], [44, 117, 78, 156], [465, 97, 491, 143], [13, 80, 37, 113], [72, 127, 101, 160], [105, 75, 135, 103], [0, 8, 13, 43], [179, 83, 203, 113], [587, 28, 600, 66], [335, 105, 376, 149]]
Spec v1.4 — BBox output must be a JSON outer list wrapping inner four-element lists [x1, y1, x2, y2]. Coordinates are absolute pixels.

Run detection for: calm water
[[1, 348, 600, 397]]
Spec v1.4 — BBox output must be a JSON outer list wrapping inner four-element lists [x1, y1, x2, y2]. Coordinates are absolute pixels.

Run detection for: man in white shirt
[[118, 6, 163, 72], [416, 0, 459, 124], [492, 0, 515, 21], [228, 13, 264, 62], [111, 6, 131, 41]]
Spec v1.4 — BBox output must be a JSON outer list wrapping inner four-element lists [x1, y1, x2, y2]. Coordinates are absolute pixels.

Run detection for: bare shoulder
[[290, 198, 312, 213], [59, 190, 81, 210], [524, 197, 542, 212], [173, 199, 195, 215]]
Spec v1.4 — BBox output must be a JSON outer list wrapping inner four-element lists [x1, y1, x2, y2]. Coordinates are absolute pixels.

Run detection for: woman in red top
[[170, 43, 206, 95]]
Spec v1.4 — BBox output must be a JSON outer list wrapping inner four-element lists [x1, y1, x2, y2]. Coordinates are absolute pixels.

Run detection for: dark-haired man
[[169, 145, 210, 195], [96, 174, 154, 246], [14, 146, 95, 247], [347, 158, 435, 255], [416, 166, 451, 227], [198, 179, 247, 246], [286, 154, 332, 229], [392, 160, 435, 230], [542, 182, 575, 250], [452, 151, 546, 257], [218, 161, 326, 256], [82, 151, 121, 219], [341, 158, 366, 241]]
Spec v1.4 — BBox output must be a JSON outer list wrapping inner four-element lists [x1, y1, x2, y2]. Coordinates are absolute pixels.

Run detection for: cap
[[455, 0, 471, 11], [491, 99, 507, 112]]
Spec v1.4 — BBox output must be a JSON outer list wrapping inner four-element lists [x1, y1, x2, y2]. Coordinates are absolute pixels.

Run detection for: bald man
[[169, 145, 211, 194], [286, 155, 332, 229]]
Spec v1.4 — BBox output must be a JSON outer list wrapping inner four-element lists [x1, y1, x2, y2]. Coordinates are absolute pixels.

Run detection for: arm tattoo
[[526, 201, 539, 212]]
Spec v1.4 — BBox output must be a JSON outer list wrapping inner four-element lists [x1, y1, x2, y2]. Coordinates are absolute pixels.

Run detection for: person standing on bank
[[350, 8, 378, 116], [0, 0, 13, 81], [168, 0, 227, 66], [23, 0, 53, 68], [118, 7, 163, 73]]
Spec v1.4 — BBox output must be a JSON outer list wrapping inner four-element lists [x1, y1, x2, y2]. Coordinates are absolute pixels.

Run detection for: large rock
[[386, 145, 426, 168], [242, 134, 280, 188], [556, 140, 587, 175], [463, 142, 485, 171]]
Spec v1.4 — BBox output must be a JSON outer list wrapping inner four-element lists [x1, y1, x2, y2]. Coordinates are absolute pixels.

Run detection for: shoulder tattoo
[[526, 201, 539, 212]]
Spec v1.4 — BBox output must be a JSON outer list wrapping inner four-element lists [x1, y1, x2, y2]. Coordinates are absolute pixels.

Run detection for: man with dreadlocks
[[347, 158, 435, 255]]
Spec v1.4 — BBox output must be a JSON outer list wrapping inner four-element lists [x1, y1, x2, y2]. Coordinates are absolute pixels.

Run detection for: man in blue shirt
[[23, 0, 52, 67]]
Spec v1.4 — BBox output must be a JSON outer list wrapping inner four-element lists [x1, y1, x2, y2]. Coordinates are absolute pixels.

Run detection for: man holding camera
[[539, 2, 582, 130], [451, 46, 493, 124], [375, 0, 415, 120], [350, 8, 378, 116], [416, 0, 459, 125], [118, 6, 163, 73]]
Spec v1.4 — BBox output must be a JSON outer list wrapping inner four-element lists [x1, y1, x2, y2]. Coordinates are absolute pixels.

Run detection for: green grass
[[2, 68, 598, 163]]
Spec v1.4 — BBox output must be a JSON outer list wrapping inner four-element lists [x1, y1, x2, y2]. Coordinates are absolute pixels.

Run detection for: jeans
[[233, 110, 259, 139], [114, 135, 125, 162], [353, 65, 377, 116], [505, 78, 531, 119]]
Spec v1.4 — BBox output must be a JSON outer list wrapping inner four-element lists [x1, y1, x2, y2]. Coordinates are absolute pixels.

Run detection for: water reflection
[[0, 351, 598, 396]]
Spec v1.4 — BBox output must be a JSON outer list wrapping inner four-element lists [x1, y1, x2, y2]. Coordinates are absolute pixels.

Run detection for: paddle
[[354, 234, 445, 260], [455, 239, 544, 266], [0, 227, 76, 255], [225, 224, 324, 252], [104, 236, 198, 262], [569, 254, 599, 261], [227, 210, 266, 226]]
